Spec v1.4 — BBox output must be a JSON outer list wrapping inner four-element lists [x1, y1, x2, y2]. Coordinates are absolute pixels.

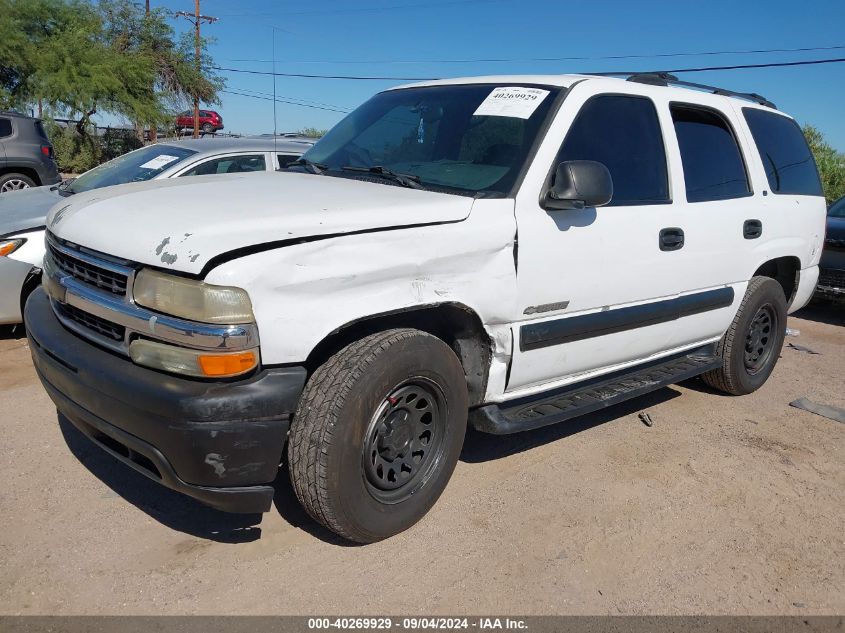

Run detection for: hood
[[0, 185, 63, 237], [47, 171, 474, 275]]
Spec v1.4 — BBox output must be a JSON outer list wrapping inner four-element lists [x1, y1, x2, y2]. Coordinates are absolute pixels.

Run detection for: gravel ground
[[0, 304, 842, 615]]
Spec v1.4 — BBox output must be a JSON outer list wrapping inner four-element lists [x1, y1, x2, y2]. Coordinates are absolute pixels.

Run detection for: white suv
[[25, 74, 826, 543]]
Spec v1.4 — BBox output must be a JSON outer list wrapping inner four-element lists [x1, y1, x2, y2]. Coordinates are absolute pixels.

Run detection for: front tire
[[288, 329, 468, 543], [702, 276, 787, 395]]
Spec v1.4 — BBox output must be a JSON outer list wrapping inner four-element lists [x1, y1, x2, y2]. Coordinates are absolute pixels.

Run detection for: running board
[[470, 344, 720, 435]]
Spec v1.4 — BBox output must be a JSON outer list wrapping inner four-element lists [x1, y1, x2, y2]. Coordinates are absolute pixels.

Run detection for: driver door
[[506, 84, 686, 394]]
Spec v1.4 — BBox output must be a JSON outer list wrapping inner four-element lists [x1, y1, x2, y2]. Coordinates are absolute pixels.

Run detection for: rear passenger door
[[507, 85, 685, 394], [663, 99, 761, 350]]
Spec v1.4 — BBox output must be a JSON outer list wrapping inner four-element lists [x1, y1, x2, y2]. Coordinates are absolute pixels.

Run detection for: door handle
[[659, 227, 685, 251], [744, 219, 763, 239]]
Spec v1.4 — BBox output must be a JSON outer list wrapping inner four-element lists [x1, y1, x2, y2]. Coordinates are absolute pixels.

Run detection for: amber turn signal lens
[[0, 239, 25, 257], [198, 351, 257, 377]]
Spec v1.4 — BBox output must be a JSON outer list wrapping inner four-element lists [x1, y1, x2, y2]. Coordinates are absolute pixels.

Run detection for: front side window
[[66, 145, 197, 194], [829, 196, 845, 218], [743, 108, 823, 196], [277, 154, 300, 168], [181, 154, 266, 177], [671, 104, 750, 202], [302, 84, 561, 196], [556, 95, 669, 205]]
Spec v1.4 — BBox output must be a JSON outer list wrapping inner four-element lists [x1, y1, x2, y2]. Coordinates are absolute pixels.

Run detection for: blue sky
[[152, 0, 845, 150]]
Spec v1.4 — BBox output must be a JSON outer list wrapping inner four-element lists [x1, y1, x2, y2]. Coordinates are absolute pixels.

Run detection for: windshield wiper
[[341, 165, 424, 190], [55, 178, 76, 196], [288, 157, 327, 175]]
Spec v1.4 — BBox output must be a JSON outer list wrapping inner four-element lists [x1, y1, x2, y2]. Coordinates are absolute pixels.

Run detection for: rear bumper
[[25, 288, 307, 513]]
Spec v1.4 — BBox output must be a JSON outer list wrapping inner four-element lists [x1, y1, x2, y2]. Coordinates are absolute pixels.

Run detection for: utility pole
[[176, 1, 217, 138], [145, 0, 157, 143]]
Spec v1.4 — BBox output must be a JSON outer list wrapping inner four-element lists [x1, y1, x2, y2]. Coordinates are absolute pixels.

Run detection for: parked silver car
[[0, 136, 313, 325]]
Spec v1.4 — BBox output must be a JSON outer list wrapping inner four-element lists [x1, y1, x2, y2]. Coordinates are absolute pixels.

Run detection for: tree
[[98, 0, 224, 138], [298, 127, 328, 138], [803, 124, 845, 205], [0, 0, 223, 139]]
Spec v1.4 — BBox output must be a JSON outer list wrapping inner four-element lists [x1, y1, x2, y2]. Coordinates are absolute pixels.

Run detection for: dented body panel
[[204, 199, 517, 376]]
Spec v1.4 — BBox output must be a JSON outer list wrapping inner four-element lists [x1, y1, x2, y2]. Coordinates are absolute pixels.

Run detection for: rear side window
[[743, 108, 823, 196], [557, 95, 669, 205], [671, 105, 750, 202], [0, 118, 12, 138], [33, 120, 49, 141]]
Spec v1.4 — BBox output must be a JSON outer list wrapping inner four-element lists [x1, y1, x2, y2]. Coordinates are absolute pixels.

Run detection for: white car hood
[[46, 171, 473, 275]]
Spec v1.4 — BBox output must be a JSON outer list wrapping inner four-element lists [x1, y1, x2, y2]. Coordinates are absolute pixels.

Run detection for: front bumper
[[0, 256, 33, 324], [815, 267, 845, 298], [25, 288, 307, 513]]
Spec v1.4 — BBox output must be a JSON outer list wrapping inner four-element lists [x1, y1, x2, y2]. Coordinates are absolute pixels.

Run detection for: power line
[[214, 66, 437, 81], [220, 89, 352, 114], [221, 43, 845, 66], [661, 57, 845, 73], [217, 0, 505, 18], [225, 86, 353, 110], [213, 56, 845, 81]]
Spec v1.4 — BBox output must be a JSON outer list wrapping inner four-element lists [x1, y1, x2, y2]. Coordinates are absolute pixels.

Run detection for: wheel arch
[[304, 302, 493, 407], [0, 166, 40, 186], [752, 256, 800, 307]]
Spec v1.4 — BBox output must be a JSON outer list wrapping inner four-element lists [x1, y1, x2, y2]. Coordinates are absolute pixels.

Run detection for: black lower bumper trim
[[25, 287, 307, 513]]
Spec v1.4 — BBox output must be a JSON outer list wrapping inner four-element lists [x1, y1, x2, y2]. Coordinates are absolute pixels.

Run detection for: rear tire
[[288, 329, 468, 543], [0, 173, 36, 193], [202, 123, 214, 135], [702, 276, 787, 395]]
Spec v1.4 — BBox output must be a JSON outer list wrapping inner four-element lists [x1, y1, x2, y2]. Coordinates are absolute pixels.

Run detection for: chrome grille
[[58, 303, 126, 341], [48, 242, 128, 295], [818, 268, 845, 289]]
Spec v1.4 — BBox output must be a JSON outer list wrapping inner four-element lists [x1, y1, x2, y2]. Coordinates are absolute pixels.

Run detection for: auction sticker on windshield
[[473, 87, 550, 119], [139, 154, 181, 170]]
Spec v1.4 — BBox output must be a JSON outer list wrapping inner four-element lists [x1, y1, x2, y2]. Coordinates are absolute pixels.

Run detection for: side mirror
[[543, 160, 613, 210]]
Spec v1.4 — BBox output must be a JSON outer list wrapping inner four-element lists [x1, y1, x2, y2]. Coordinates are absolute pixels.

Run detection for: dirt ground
[[0, 304, 843, 616]]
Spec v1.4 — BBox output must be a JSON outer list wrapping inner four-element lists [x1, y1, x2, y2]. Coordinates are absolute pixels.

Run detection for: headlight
[[133, 268, 254, 324], [129, 339, 258, 378], [0, 238, 26, 257]]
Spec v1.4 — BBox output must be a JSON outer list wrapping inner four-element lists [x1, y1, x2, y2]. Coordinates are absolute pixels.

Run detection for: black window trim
[[669, 100, 754, 204], [541, 91, 673, 208], [178, 152, 267, 177], [741, 106, 824, 197]]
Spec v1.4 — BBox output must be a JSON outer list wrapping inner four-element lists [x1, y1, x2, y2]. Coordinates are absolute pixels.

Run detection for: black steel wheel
[[744, 303, 778, 374], [363, 379, 447, 504], [288, 329, 468, 543], [702, 276, 787, 395]]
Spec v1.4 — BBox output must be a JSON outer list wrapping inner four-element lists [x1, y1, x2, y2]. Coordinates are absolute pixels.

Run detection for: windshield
[[829, 196, 845, 218], [67, 145, 197, 194], [301, 84, 561, 196]]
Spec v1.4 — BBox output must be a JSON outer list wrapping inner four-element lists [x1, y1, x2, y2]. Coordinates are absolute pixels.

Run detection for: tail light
[[41, 145, 54, 158]]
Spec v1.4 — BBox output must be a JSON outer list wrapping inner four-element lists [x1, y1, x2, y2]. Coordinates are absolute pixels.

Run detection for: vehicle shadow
[[0, 324, 25, 341], [792, 300, 845, 327], [58, 414, 263, 543], [271, 465, 364, 547], [460, 387, 682, 463]]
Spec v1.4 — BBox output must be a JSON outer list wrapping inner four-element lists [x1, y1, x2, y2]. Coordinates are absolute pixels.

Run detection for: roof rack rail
[[591, 72, 776, 109]]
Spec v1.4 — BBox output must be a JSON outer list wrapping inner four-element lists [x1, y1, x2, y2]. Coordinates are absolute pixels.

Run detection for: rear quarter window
[[0, 118, 12, 138], [743, 108, 823, 196]]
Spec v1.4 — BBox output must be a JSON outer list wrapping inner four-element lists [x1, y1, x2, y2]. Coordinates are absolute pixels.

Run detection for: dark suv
[[175, 109, 224, 135], [816, 195, 845, 300], [0, 112, 60, 193]]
